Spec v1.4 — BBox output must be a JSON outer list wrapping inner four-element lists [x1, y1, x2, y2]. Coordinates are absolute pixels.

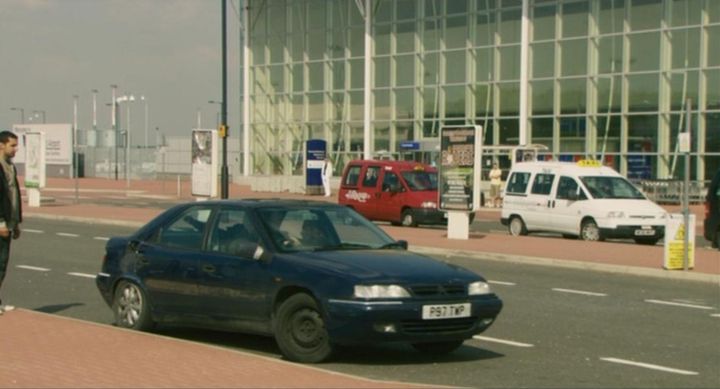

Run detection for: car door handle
[[202, 264, 216, 273]]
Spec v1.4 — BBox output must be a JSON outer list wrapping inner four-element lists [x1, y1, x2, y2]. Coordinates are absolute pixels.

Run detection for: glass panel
[[308, 30, 325, 60], [309, 0, 327, 27], [423, 87, 439, 119], [424, 52, 440, 84], [308, 92, 324, 121], [374, 123, 390, 151], [446, 51, 466, 84], [447, 0, 467, 14], [396, 88, 414, 119], [291, 94, 304, 121], [270, 64, 284, 92], [374, 89, 391, 120], [627, 114, 657, 152], [332, 92, 345, 121], [670, 71, 699, 111], [629, 32, 660, 72], [562, 1, 588, 38], [500, 9, 521, 44], [425, 0, 443, 17], [533, 4, 556, 41], [598, 0, 624, 35], [252, 36, 266, 65], [424, 20, 440, 51], [475, 83, 493, 117], [499, 45, 520, 80], [596, 116, 622, 153], [349, 27, 364, 57], [475, 13, 495, 47], [530, 117, 554, 148], [375, 24, 391, 55], [269, 35, 285, 64], [706, 114, 720, 166], [349, 58, 363, 89], [499, 82, 519, 115], [670, 0, 702, 27], [708, 26, 720, 67], [331, 0, 347, 29], [376, 0, 392, 23], [397, 22, 416, 53], [559, 117, 586, 153], [475, 48, 494, 81], [628, 73, 659, 112], [560, 78, 586, 114], [444, 85, 466, 118], [598, 35, 623, 74], [477, 0, 496, 12], [330, 28, 346, 59], [707, 69, 720, 110], [423, 120, 440, 137], [531, 80, 554, 115], [291, 30, 304, 60], [350, 91, 363, 120], [446, 16, 468, 49], [499, 118, 519, 144], [597, 75, 622, 113], [561, 39, 586, 76], [375, 57, 390, 88], [397, 0, 416, 20], [630, 0, 662, 31], [711, 0, 720, 23], [396, 55, 415, 87], [532, 42, 554, 78], [332, 60, 345, 90], [309, 62, 324, 91], [669, 114, 699, 152]]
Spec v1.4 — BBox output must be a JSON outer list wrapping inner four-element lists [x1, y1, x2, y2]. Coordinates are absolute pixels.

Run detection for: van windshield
[[401, 171, 438, 191], [580, 176, 645, 200]]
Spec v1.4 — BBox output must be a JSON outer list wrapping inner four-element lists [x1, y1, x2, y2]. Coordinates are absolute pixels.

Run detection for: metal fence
[[637, 179, 707, 204]]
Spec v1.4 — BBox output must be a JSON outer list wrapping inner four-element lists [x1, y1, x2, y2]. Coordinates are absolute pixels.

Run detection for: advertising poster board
[[663, 213, 695, 270], [306, 139, 327, 194], [438, 125, 483, 212], [12, 124, 72, 165], [191, 129, 219, 198], [23, 132, 46, 188]]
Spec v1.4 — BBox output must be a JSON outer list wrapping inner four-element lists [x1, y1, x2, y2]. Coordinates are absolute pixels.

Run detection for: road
[[4, 218, 719, 388]]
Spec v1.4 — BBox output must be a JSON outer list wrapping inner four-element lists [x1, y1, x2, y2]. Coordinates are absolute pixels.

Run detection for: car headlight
[[421, 201, 437, 209], [606, 211, 625, 218], [468, 281, 491, 295], [354, 285, 411, 299]]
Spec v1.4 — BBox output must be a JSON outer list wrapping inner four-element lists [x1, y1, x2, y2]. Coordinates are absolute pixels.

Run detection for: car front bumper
[[599, 224, 665, 240], [324, 295, 502, 345]]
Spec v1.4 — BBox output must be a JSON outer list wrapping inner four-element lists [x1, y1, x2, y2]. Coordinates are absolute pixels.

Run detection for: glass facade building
[[243, 0, 719, 181]]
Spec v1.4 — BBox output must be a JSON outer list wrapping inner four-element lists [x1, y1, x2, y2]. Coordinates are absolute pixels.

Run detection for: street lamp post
[[209, 100, 222, 128], [110, 84, 118, 180], [116, 94, 135, 187], [141, 96, 148, 148], [73, 95, 79, 203], [10, 107, 24, 124]]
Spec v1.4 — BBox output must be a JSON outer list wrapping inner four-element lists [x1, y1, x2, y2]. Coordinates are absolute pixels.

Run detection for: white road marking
[[93, 237, 110, 241], [644, 299, 714, 310], [16, 265, 50, 272], [552, 288, 607, 297], [23, 229, 44, 234], [488, 280, 516, 286], [56, 232, 79, 238], [473, 336, 534, 348], [600, 357, 698, 376], [67, 272, 96, 279]]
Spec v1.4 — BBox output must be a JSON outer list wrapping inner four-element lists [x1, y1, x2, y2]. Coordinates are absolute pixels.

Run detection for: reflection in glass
[[562, 1, 588, 38], [530, 118, 554, 148], [532, 4, 556, 41], [499, 82, 519, 116], [446, 51, 466, 84], [444, 85, 465, 118], [627, 115, 657, 152], [629, 32, 660, 72], [560, 78, 586, 115], [531, 80, 554, 115], [628, 74, 659, 112], [561, 39, 586, 76], [396, 55, 414, 87], [532, 42, 554, 78]]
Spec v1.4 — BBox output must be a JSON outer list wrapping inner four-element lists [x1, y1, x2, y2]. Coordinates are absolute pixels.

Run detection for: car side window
[[153, 206, 212, 250], [343, 165, 362, 187], [208, 208, 259, 256], [362, 166, 380, 188], [506, 172, 531, 195], [555, 176, 587, 200], [531, 173, 555, 195]]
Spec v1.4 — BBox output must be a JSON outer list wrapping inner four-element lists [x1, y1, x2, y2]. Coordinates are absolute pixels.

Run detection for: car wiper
[[312, 243, 373, 251], [378, 242, 407, 250]]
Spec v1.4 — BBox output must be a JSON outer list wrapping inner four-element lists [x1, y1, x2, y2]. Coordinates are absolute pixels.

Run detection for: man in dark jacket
[[0, 131, 21, 315]]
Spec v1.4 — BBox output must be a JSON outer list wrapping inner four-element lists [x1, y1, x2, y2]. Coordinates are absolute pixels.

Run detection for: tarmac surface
[[1, 177, 718, 388]]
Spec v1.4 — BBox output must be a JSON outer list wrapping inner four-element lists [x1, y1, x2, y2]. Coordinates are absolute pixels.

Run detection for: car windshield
[[257, 206, 397, 252], [401, 171, 438, 191], [580, 176, 646, 200]]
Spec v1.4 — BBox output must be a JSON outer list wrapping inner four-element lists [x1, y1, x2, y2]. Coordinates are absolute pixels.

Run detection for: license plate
[[443, 213, 448, 219], [422, 303, 471, 320], [634, 228, 655, 236]]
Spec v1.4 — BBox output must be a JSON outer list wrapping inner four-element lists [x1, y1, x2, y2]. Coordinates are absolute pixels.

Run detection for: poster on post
[[438, 125, 483, 212], [663, 213, 695, 270], [191, 129, 218, 198], [23, 132, 46, 188]]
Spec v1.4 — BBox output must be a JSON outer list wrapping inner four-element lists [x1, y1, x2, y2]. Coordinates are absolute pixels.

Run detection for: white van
[[500, 160, 667, 245]]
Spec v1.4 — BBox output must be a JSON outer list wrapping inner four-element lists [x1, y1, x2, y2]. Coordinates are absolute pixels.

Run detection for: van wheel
[[634, 237, 659, 245], [508, 216, 527, 236], [401, 209, 417, 227], [580, 220, 603, 241]]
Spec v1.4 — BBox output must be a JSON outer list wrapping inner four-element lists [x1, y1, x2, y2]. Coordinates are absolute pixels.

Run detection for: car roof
[[185, 198, 343, 210], [511, 161, 621, 177], [346, 159, 434, 171]]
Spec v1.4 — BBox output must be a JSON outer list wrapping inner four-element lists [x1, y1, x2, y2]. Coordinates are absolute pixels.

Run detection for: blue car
[[96, 199, 502, 363]]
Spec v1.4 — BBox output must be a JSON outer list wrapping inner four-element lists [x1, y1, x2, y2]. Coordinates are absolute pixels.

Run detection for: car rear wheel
[[112, 280, 153, 331], [401, 209, 417, 227], [274, 293, 333, 363], [508, 216, 528, 236], [580, 219, 603, 241], [634, 237, 660, 245], [411, 340, 464, 355]]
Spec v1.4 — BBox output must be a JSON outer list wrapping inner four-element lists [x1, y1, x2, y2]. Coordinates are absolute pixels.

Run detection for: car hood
[[282, 249, 480, 283], [592, 199, 666, 216]]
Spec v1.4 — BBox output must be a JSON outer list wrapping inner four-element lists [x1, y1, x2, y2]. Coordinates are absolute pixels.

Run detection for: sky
[[0, 0, 241, 145]]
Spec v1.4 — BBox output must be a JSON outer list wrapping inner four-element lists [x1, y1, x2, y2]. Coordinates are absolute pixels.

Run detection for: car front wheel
[[580, 219, 603, 241], [411, 340, 464, 355], [112, 280, 153, 331], [508, 216, 528, 236], [274, 293, 333, 363]]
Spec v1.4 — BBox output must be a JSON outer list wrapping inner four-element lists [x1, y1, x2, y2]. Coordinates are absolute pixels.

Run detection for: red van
[[338, 160, 445, 227]]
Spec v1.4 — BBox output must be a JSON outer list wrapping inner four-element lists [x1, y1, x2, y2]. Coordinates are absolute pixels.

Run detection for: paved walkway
[[1, 176, 717, 388]]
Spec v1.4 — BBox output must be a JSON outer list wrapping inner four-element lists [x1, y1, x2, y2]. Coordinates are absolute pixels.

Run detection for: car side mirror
[[397, 240, 408, 250], [234, 243, 271, 261]]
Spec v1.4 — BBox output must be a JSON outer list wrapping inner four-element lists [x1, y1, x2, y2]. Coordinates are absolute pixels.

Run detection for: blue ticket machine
[[306, 139, 327, 195]]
